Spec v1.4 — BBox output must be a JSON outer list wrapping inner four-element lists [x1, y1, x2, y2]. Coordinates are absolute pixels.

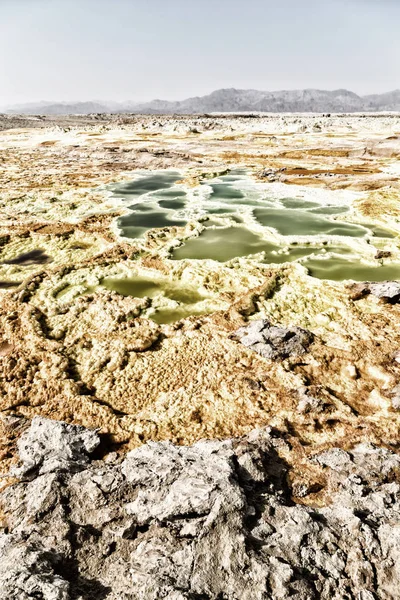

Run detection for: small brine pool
[[110, 170, 399, 283]]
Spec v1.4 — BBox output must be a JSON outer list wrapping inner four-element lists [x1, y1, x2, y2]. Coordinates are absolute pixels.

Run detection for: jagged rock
[[258, 168, 282, 182], [12, 416, 100, 478], [375, 250, 392, 260], [0, 541, 70, 600], [2, 418, 400, 598], [235, 319, 314, 360], [349, 281, 400, 303], [369, 282, 400, 302], [296, 387, 325, 414]]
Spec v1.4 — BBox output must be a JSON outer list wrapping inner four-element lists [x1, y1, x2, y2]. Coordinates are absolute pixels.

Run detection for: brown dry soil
[[1, 113, 400, 503]]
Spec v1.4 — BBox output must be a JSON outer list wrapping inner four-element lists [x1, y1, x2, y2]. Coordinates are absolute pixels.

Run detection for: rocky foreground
[[1, 416, 400, 599]]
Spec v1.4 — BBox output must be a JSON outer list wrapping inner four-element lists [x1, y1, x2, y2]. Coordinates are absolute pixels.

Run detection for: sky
[[1, 0, 399, 106]]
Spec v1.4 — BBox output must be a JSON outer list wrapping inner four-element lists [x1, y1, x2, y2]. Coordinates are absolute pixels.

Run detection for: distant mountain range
[[3, 88, 400, 115]]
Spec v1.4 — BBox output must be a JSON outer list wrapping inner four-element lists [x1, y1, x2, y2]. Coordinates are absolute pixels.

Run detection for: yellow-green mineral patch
[[1, 113, 400, 482]]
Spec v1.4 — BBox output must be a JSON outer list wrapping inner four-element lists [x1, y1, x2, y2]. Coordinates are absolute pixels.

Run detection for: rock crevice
[[1, 417, 400, 599]]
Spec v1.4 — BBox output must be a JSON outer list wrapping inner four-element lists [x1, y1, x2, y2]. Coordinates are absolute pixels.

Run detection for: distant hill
[[3, 88, 400, 115], [2, 101, 116, 115], [363, 90, 400, 111]]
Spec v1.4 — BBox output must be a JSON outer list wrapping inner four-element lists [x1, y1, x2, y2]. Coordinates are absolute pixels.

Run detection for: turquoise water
[[111, 170, 399, 282], [102, 276, 205, 304], [172, 227, 278, 262], [115, 171, 181, 198], [252, 207, 369, 237], [102, 276, 212, 324], [306, 258, 400, 281]]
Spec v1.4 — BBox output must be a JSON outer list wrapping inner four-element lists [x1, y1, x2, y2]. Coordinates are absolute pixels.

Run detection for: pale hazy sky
[[1, 0, 399, 106]]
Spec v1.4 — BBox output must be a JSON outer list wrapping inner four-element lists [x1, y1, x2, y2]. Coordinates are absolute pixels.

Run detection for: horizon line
[[2, 86, 400, 109]]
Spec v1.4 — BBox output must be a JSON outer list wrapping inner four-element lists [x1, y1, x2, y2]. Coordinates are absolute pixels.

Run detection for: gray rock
[[12, 415, 100, 478], [235, 319, 314, 360], [0, 537, 70, 600], [2, 417, 400, 599], [296, 388, 325, 414], [349, 281, 400, 303], [369, 282, 400, 302]]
